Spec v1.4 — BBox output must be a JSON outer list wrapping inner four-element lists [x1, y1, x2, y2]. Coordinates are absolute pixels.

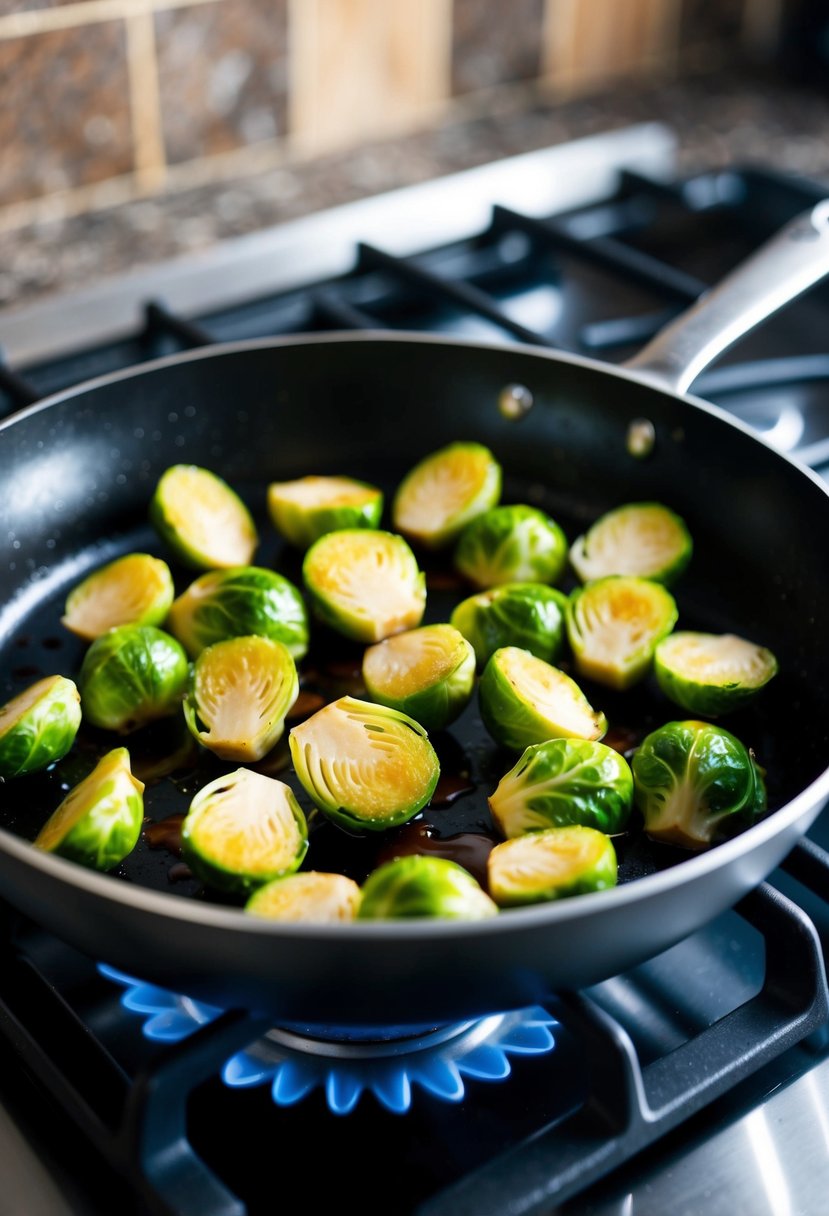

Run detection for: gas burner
[[99, 964, 557, 1115]]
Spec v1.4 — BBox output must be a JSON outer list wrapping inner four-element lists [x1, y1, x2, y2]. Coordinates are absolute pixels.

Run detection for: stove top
[[1, 124, 829, 1216]]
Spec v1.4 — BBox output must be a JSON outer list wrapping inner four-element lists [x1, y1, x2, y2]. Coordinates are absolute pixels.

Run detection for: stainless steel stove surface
[[1, 124, 829, 1216]]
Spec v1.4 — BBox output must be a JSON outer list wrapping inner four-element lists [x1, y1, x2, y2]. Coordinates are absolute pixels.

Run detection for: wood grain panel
[[290, 0, 452, 153], [542, 0, 681, 96]]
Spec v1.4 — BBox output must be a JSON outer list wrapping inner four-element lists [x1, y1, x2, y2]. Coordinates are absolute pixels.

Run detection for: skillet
[[1, 204, 829, 1029]]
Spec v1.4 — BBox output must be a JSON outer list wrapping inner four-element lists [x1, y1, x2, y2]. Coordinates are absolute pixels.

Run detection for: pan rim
[[2, 329, 828, 942], [3, 327, 829, 498]]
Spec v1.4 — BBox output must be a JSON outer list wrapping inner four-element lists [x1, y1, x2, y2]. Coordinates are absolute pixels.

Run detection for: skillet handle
[[625, 200, 829, 395]]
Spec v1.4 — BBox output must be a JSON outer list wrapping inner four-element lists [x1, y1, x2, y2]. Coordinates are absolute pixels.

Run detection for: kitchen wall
[[0, 0, 786, 229]]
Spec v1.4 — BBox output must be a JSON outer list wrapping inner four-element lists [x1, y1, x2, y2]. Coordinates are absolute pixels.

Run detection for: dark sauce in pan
[[0, 479, 806, 908]]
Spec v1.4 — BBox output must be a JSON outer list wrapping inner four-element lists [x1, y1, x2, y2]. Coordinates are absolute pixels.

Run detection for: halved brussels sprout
[[181, 768, 308, 894], [454, 505, 568, 589], [289, 695, 440, 832], [570, 502, 692, 585], [183, 635, 298, 762], [489, 738, 633, 839], [150, 464, 258, 569], [303, 529, 426, 643], [167, 566, 308, 660], [62, 553, 174, 640], [488, 825, 617, 906], [654, 632, 779, 716], [267, 475, 383, 548], [392, 441, 501, 549], [450, 582, 568, 669], [79, 624, 189, 733], [566, 576, 678, 691], [357, 855, 497, 920], [362, 624, 475, 732], [479, 647, 607, 751], [246, 871, 362, 923], [0, 675, 82, 778], [34, 747, 144, 871], [632, 719, 767, 850]]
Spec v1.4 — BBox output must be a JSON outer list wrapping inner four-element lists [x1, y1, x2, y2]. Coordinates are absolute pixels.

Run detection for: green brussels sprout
[[246, 871, 362, 923], [392, 441, 502, 549], [570, 502, 692, 585], [489, 738, 633, 839], [289, 695, 440, 832], [450, 582, 568, 669], [0, 675, 82, 778], [183, 635, 298, 762], [479, 647, 607, 751], [566, 576, 678, 691], [167, 566, 309, 660], [181, 768, 308, 894], [62, 553, 174, 641], [267, 475, 383, 548], [79, 624, 189, 733], [357, 855, 497, 920], [303, 529, 425, 643], [362, 624, 475, 732], [34, 747, 144, 871], [488, 826, 618, 906], [454, 505, 568, 589], [654, 632, 779, 717], [150, 464, 258, 570], [632, 719, 767, 850]]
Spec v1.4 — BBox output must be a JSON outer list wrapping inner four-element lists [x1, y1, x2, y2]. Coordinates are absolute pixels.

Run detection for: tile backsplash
[[0, 0, 786, 228]]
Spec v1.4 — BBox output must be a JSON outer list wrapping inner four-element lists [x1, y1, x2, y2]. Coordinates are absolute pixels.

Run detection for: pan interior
[[0, 337, 827, 924]]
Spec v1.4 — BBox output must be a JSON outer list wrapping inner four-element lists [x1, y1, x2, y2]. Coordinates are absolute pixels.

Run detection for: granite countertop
[[3, 68, 829, 312]]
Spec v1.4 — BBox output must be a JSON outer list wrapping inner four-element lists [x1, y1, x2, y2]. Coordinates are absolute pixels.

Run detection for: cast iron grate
[[4, 163, 829, 477], [0, 873, 825, 1216]]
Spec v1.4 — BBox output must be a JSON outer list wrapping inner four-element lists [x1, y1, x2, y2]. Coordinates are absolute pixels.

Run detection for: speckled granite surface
[[2, 69, 829, 311]]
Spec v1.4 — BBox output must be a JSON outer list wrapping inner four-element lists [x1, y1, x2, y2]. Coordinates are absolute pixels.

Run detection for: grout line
[[125, 9, 167, 192], [0, 0, 220, 43]]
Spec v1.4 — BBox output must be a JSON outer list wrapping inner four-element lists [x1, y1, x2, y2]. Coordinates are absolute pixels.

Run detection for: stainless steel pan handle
[[626, 200, 829, 395]]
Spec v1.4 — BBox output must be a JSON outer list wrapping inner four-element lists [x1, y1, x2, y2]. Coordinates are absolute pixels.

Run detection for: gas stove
[[2, 124, 829, 1216]]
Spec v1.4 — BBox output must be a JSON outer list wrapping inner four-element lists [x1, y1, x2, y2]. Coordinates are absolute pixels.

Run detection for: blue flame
[[99, 964, 556, 1115]]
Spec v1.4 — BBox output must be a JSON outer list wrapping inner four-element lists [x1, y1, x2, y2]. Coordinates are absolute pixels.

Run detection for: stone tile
[[155, 0, 288, 164], [680, 0, 744, 46], [0, 21, 133, 206], [452, 0, 544, 94], [0, 1, 81, 15]]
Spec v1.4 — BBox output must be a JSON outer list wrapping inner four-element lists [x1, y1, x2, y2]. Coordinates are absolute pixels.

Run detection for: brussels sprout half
[[62, 553, 174, 641], [79, 624, 189, 733], [289, 696, 440, 832], [566, 576, 678, 691], [489, 738, 633, 839], [451, 582, 568, 669], [34, 747, 144, 871], [181, 769, 308, 895], [303, 529, 426, 643], [570, 502, 692, 585], [632, 719, 767, 850], [392, 441, 502, 549], [167, 566, 309, 660], [488, 826, 618, 907], [184, 635, 298, 762], [479, 647, 607, 751], [267, 475, 383, 548], [654, 632, 779, 717], [362, 624, 475, 732], [246, 872, 362, 923], [150, 464, 258, 570], [0, 675, 82, 778], [455, 505, 568, 589], [358, 855, 497, 920]]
